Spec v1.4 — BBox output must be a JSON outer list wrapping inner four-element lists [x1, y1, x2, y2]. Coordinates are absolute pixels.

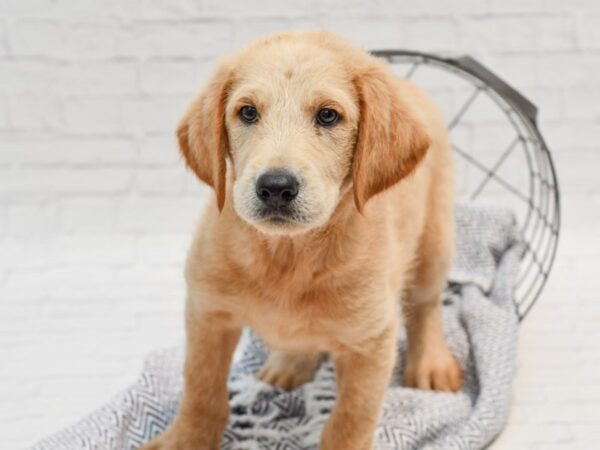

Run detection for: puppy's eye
[[316, 108, 339, 127], [239, 105, 259, 124]]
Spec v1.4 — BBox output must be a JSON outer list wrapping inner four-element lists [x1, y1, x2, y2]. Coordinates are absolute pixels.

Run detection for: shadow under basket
[[373, 50, 560, 321]]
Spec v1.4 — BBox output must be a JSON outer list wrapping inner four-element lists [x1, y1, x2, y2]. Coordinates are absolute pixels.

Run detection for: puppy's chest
[[238, 276, 352, 352], [244, 298, 336, 352], [222, 243, 386, 351]]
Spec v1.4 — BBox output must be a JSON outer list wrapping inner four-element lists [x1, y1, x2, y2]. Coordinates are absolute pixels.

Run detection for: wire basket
[[373, 50, 560, 321]]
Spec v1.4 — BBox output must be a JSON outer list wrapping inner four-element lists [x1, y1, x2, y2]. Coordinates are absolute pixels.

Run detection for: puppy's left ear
[[352, 62, 431, 211], [177, 62, 232, 211]]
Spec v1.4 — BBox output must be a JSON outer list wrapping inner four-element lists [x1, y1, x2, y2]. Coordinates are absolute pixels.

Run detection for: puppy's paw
[[404, 345, 463, 392], [257, 351, 322, 390]]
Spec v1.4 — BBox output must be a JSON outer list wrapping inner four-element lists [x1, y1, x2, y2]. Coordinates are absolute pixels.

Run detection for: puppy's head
[[178, 31, 430, 235]]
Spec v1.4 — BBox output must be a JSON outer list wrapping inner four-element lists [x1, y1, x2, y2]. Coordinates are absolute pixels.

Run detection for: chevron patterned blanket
[[32, 204, 523, 450]]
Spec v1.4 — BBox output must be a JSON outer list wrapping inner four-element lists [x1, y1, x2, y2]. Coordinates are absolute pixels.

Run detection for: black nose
[[256, 170, 299, 208]]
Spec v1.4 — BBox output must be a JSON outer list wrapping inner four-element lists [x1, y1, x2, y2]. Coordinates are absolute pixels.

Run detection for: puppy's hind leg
[[257, 351, 322, 390], [402, 206, 463, 392]]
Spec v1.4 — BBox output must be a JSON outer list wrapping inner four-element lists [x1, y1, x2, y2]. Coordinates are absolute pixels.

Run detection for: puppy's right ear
[[177, 62, 232, 211]]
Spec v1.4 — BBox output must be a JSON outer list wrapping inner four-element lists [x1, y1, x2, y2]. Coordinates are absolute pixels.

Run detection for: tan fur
[[141, 31, 462, 450]]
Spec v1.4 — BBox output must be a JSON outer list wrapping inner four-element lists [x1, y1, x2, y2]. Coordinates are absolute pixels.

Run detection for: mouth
[[254, 206, 308, 226], [265, 216, 290, 225], [257, 208, 293, 222]]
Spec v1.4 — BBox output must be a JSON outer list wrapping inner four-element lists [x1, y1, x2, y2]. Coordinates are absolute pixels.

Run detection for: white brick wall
[[1, 1, 599, 448]]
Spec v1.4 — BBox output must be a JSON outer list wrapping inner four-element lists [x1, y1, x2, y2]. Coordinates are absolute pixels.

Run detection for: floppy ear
[[352, 64, 431, 211], [177, 64, 232, 211]]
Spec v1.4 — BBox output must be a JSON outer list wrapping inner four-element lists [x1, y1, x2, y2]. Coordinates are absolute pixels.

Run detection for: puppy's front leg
[[320, 324, 397, 450], [141, 301, 241, 450]]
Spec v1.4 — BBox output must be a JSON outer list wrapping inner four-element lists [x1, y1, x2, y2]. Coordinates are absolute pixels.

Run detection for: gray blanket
[[31, 204, 524, 450]]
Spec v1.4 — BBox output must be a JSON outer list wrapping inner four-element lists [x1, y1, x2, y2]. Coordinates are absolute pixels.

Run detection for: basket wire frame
[[373, 50, 561, 321]]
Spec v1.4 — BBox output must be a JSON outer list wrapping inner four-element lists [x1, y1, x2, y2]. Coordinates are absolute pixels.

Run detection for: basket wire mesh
[[373, 50, 560, 321]]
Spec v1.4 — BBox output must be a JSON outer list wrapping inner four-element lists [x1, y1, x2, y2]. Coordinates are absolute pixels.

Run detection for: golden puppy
[[141, 31, 462, 450]]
